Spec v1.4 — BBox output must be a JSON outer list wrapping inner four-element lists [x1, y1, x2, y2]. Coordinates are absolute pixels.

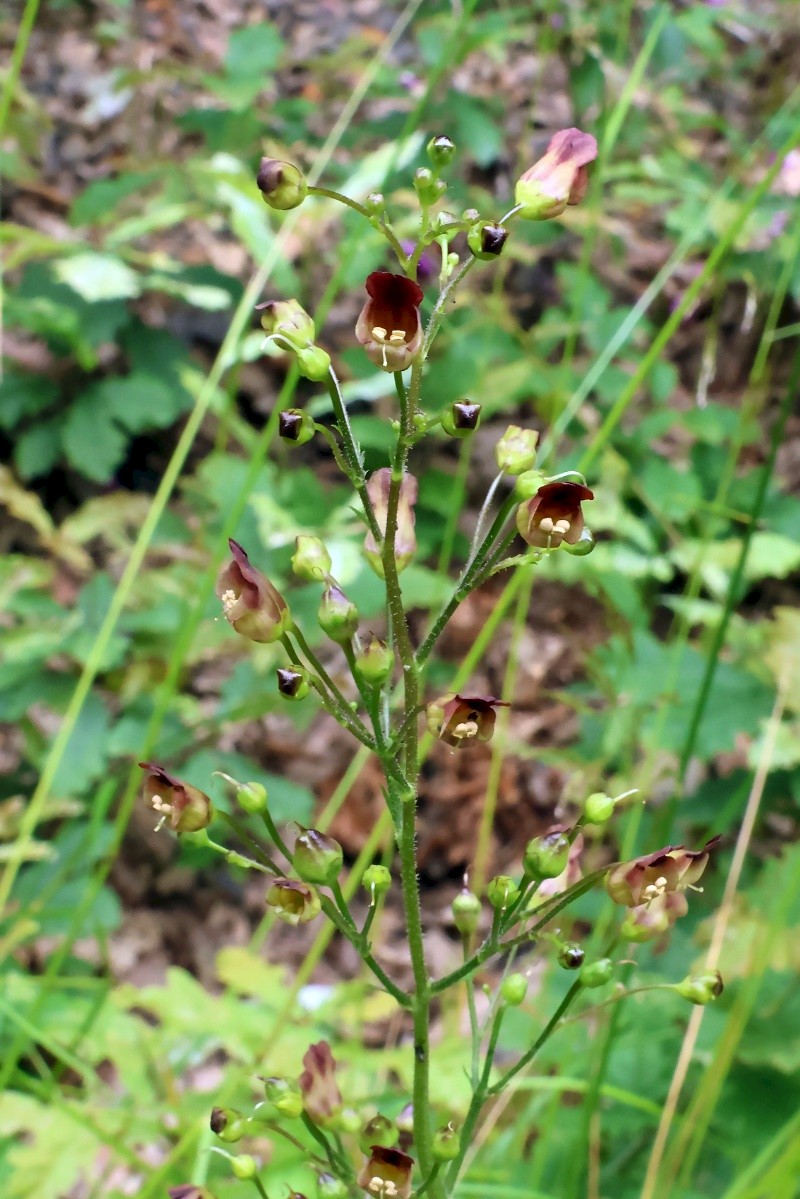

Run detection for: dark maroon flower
[[516, 481, 594, 549], [426, 694, 510, 747], [355, 272, 423, 372], [357, 1146, 415, 1199], [215, 538, 290, 643]]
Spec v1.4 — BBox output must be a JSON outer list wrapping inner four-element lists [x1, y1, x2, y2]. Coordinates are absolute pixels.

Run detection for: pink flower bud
[[355, 272, 424, 373], [215, 539, 291, 644], [364, 468, 418, 576], [515, 128, 598, 220], [299, 1041, 342, 1126]]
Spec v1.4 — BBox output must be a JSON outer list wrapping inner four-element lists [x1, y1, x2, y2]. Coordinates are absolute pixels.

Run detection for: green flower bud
[[210, 1107, 246, 1143], [296, 344, 332, 382], [584, 791, 615, 824], [514, 469, 546, 500], [265, 878, 322, 925], [318, 583, 359, 644], [279, 408, 316, 445], [277, 666, 311, 701], [579, 958, 614, 988], [396, 1103, 414, 1135], [441, 401, 481, 438], [292, 535, 332, 583], [264, 1076, 304, 1119], [257, 157, 307, 210], [432, 1123, 461, 1161], [496, 425, 539, 475], [467, 221, 508, 260], [335, 1108, 362, 1135], [359, 1115, 398, 1153], [452, 888, 482, 936], [362, 864, 392, 897], [355, 638, 395, 686], [258, 298, 315, 346], [500, 972, 529, 1006], [365, 192, 385, 216], [234, 780, 268, 814], [514, 129, 597, 221], [293, 828, 344, 885], [230, 1154, 258, 1181], [523, 830, 571, 880], [414, 166, 444, 204], [317, 1174, 348, 1199], [427, 135, 456, 167], [558, 943, 585, 970], [562, 528, 596, 556], [674, 970, 724, 1005], [487, 875, 519, 910]]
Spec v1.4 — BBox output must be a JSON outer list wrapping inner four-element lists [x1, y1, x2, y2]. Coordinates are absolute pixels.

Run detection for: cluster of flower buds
[[257, 297, 331, 382], [607, 838, 720, 943]]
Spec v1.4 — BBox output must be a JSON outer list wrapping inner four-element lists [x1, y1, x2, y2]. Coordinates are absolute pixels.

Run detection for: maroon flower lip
[[516, 480, 594, 549], [355, 272, 424, 372]]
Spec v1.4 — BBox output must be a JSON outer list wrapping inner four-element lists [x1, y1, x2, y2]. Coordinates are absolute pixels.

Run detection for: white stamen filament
[[368, 1180, 398, 1198]]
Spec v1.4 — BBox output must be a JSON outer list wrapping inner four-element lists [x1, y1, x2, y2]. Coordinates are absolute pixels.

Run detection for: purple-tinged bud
[[442, 400, 482, 438], [500, 973, 529, 1006], [318, 1174, 348, 1199], [674, 970, 724, 1005], [293, 827, 344, 885], [396, 1103, 414, 1135], [360, 1115, 398, 1154], [558, 943, 585, 970], [264, 1077, 303, 1119], [427, 135, 456, 167], [210, 1107, 246, 1142], [279, 408, 315, 445], [432, 1123, 461, 1161], [452, 887, 482, 936], [215, 539, 291, 644], [579, 958, 614, 988], [258, 298, 315, 346], [357, 1147, 414, 1199], [257, 157, 307, 210], [318, 583, 359, 644], [584, 791, 615, 824], [365, 192, 385, 216], [515, 128, 598, 220], [355, 638, 395, 686], [265, 878, 321, 925], [139, 762, 213, 834], [230, 1155, 258, 1181], [292, 535, 332, 583], [496, 425, 539, 475], [277, 667, 311, 701], [300, 1042, 342, 1127], [523, 829, 571, 880], [362, 864, 392, 897], [467, 221, 508, 260], [487, 875, 519, 910], [364, 468, 418, 577]]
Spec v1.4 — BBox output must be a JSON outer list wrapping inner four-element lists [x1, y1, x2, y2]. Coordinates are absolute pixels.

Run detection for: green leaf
[[224, 22, 284, 78], [62, 395, 128, 482], [49, 692, 112, 798], [0, 371, 58, 431], [54, 252, 142, 302], [69, 170, 159, 226]]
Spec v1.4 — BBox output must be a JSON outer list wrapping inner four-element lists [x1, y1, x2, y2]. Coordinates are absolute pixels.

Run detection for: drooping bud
[[230, 1155, 258, 1181], [300, 1041, 343, 1127], [257, 157, 307, 210], [265, 878, 321, 925], [292, 535, 332, 582], [365, 192, 385, 217], [426, 693, 509, 748], [674, 970, 724, 1005], [355, 638, 395, 686], [427, 135, 456, 167], [264, 1076, 303, 1119], [579, 957, 614, 988], [516, 482, 594, 550], [500, 973, 529, 1006], [467, 221, 508, 260], [432, 1123, 461, 1161], [452, 887, 482, 936], [362, 864, 392, 897], [523, 829, 571, 880], [514, 129, 598, 220], [364, 468, 418, 577], [277, 666, 311, 701], [139, 762, 213, 834], [558, 943, 585, 970], [215, 539, 291, 644], [210, 1107, 246, 1143], [318, 583, 359, 644], [495, 426, 539, 475], [359, 1115, 398, 1154], [441, 400, 482, 438], [279, 408, 316, 445], [584, 791, 615, 824], [357, 1147, 414, 1199], [487, 874, 519, 910], [293, 828, 344, 885], [355, 272, 424, 373], [317, 1174, 348, 1199]]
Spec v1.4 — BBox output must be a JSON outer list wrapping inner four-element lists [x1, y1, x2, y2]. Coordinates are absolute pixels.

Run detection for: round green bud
[[355, 639, 395, 686], [514, 469, 546, 500], [230, 1154, 258, 1181], [318, 584, 359, 644], [296, 345, 332, 383], [579, 958, 614, 989], [414, 166, 437, 200], [467, 221, 508, 260], [292, 535, 332, 582], [236, 781, 268, 814], [362, 864, 392, 897], [256, 158, 307, 210], [317, 1174, 348, 1199], [427, 135, 456, 167], [277, 666, 311, 702], [496, 425, 539, 475], [210, 1107, 246, 1142], [558, 943, 585, 970], [523, 830, 571, 880], [359, 1115, 398, 1153], [365, 192, 385, 216], [335, 1108, 362, 1135], [562, 528, 596, 556], [279, 408, 315, 445], [675, 970, 724, 1005], [500, 973, 529, 1006], [584, 791, 615, 824], [487, 875, 519, 910], [441, 401, 481, 438], [452, 888, 482, 936], [293, 828, 344, 885], [432, 1123, 461, 1161]]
